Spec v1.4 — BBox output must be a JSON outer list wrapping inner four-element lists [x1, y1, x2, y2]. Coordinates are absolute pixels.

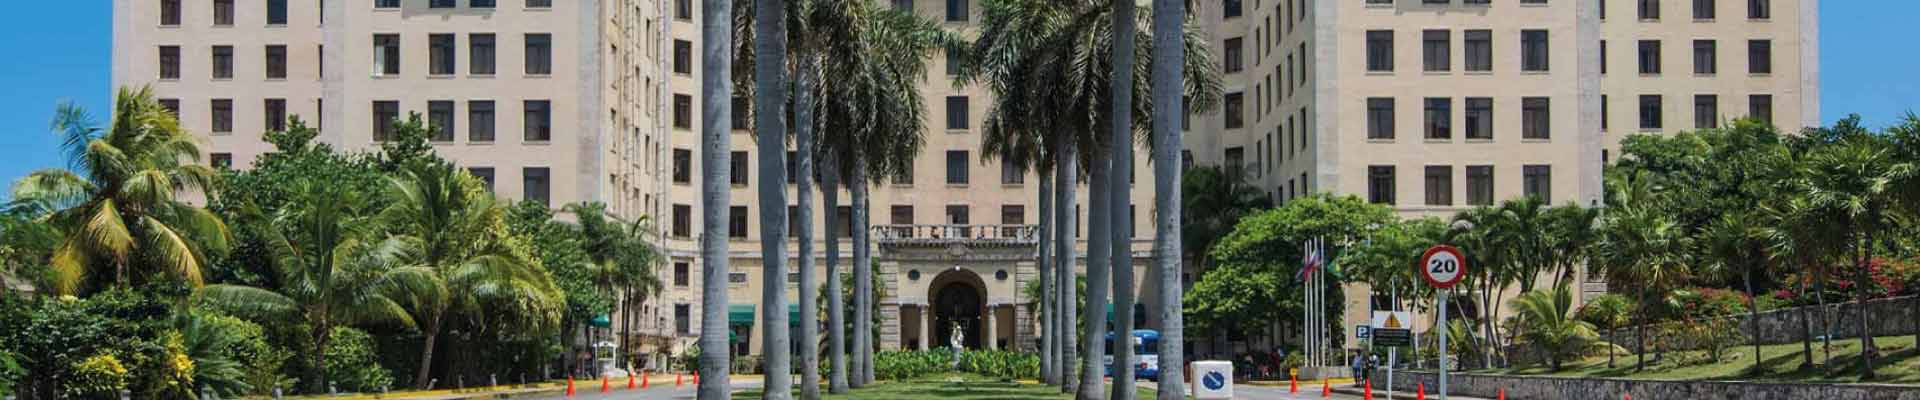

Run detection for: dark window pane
[[469, 100, 496, 141], [525, 33, 552, 75], [472, 34, 497, 75], [1425, 97, 1452, 139], [1368, 165, 1396, 205], [523, 167, 551, 206], [524, 100, 552, 141], [428, 100, 455, 141]]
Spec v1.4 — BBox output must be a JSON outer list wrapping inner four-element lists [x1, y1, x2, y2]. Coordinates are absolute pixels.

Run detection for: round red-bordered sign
[[1418, 245, 1467, 289]]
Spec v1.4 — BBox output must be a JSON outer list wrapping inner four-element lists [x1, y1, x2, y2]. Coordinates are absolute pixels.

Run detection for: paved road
[[520, 380, 760, 400]]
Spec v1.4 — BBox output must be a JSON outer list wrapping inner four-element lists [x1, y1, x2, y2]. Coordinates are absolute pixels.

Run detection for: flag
[[1297, 238, 1323, 281]]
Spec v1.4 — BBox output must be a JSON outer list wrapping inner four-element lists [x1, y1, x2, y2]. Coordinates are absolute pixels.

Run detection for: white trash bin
[[1190, 361, 1234, 400]]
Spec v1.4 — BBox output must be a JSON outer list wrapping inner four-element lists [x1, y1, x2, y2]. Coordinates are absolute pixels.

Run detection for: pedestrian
[[1350, 352, 1364, 386], [1367, 353, 1380, 382]]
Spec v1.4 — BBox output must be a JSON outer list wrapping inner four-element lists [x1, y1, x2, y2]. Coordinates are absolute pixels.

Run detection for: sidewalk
[[1327, 383, 1496, 400]]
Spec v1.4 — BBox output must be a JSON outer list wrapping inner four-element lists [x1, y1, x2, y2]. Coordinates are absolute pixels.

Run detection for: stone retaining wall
[[1379, 371, 1920, 400], [1602, 296, 1919, 351]]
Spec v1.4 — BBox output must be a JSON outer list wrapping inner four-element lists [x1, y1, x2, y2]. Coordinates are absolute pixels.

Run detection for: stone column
[[919, 305, 931, 350], [986, 305, 998, 350]]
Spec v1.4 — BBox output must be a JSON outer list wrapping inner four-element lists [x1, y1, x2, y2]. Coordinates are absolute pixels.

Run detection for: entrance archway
[[927, 267, 987, 350]]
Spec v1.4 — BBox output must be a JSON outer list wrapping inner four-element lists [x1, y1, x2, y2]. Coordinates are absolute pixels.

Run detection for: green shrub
[[66, 353, 129, 399], [871, 350, 1038, 381], [323, 328, 393, 392], [874, 350, 950, 380], [956, 350, 1039, 380]]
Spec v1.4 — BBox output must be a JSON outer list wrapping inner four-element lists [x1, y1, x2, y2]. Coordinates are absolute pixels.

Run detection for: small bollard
[[273, 386, 284, 400], [329, 381, 338, 395], [428, 378, 438, 390], [491, 373, 499, 388], [200, 386, 213, 400], [457, 376, 465, 390], [121, 389, 132, 400]]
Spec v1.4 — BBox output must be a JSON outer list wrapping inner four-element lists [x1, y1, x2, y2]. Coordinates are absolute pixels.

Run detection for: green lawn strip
[[734, 374, 1168, 399], [1470, 335, 1920, 384]]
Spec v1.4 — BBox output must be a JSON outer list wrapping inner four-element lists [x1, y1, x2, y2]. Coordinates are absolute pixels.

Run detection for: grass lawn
[[733, 374, 1165, 399], [1475, 334, 1920, 384]]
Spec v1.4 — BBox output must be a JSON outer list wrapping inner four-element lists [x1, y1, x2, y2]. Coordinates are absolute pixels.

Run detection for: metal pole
[[1437, 289, 1449, 400], [1386, 347, 1397, 400]]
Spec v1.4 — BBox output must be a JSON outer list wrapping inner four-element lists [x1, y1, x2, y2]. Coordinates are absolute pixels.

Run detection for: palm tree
[[1576, 293, 1635, 369], [1147, 0, 1188, 392], [1104, 0, 1140, 395], [1180, 166, 1272, 269], [747, 0, 794, 393], [197, 181, 418, 393], [1510, 283, 1600, 371], [10, 87, 229, 295], [1759, 195, 1838, 372], [379, 162, 562, 388], [697, 0, 735, 391], [562, 203, 664, 371], [1799, 132, 1913, 380], [1593, 172, 1695, 372], [1700, 213, 1772, 374]]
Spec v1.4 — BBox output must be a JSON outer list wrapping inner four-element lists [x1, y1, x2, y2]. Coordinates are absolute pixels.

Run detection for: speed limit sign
[[1419, 245, 1466, 289]]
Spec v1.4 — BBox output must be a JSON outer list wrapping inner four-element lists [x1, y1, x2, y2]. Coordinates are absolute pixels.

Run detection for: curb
[[1329, 386, 1494, 400]]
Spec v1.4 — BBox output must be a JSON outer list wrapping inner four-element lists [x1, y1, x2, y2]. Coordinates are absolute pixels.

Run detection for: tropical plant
[[179, 313, 255, 396], [1576, 293, 1635, 368], [1509, 284, 1600, 371], [1181, 165, 1273, 269], [1796, 118, 1916, 379], [1593, 172, 1697, 372], [9, 87, 229, 295], [696, 0, 737, 391], [322, 327, 394, 393], [378, 162, 561, 388]]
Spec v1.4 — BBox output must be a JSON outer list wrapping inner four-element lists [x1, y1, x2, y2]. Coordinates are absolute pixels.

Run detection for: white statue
[[950, 321, 965, 351]]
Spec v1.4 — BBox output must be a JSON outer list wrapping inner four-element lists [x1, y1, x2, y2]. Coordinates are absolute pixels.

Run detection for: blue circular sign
[[1202, 371, 1227, 391]]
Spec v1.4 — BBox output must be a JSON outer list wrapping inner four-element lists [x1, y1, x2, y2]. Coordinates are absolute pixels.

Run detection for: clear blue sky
[[1, 1, 1916, 198]]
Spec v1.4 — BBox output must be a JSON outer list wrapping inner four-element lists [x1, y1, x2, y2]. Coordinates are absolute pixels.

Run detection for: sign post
[[1370, 310, 1412, 400], [1418, 245, 1466, 400]]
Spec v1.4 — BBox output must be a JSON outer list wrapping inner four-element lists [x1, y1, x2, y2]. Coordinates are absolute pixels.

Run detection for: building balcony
[[871, 224, 1039, 246]]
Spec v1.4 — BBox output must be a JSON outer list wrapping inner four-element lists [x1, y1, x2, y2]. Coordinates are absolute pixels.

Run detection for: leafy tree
[[9, 87, 229, 295], [1593, 171, 1696, 372], [1796, 118, 1914, 379], [1181, 165, 1273, 269], [1510, 284, 1600, 371], [503, 200, 603, 377], [1575, 293, 1635, 368], [209, 119, 385, 288]]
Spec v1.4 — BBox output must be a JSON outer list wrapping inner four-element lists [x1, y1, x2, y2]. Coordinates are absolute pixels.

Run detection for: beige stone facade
[[115, 0, 1814, 363]]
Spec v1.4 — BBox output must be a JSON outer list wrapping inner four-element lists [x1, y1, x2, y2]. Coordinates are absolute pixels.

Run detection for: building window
[[1694, 94, 1718, 129], [1693, 40, 1717, 74], [474, 0, 497, 7], [673, 94, 692, 129], [1639, 95, 1663, 130], [265, 98, 287, 132], [523, 100, 552, 141], [1523, 165, 1551, 203], [210, 99, 233, 134], [673, 40, 692, 74], [730, 151, 749, 186], [523, 167, 550, 206], [1224, 37, 1244, 73], [159, 99, 180, 118], [1224, 147, 1245, 178], [528, 0, 553, 8], [1601, 40, 1608, 74], [946, 150, 969, 185], [161, 0, 182, 26], [1002, 160, 1025, 185], [1464, 97, 1492, 140], [1224, 0, 1242, 18], [1637, 40, 1661, 74], [672, 204, 692, 237], [674, 262, 690, 287], [373, 101, 399, 141], [1638, 0, 1659, 19], [469, 100, 496, 142], [213, 0, 234, 25], [1224, 92, 1244, 129], [676, 0, 692, 19], [672, 148, 692, 183], [946, 96, 969, 130], [887, 205, 914, 226], [1425, 166, 1452, 206], [892, 160, 914, 185], [1367, 98, 1394, 140], [1693, 0, 1715, 19], [159, 46, 181, 80], [1520, 30, 1549, 72], [427, 101, 455, 141], [374, 34, 401, 76], [674, 305, 691, 335], [211, 153, 233, 169], [1001, 205, 1024, 226], [211, 45, 233, 79], [1463, 30, 1492, 72], [1748, 40, 1772, 74], [429, 34, 455, 75], [1367, 166, 1396, 205], [1749, 94, 1772, 125], [1522, 97, 1550, 139], [525, 34, 552, 75], [946, 49, 964, 75], [1366, 30, 1394, 72], [268, 0, 288, 24], [1466, 165, 1493, 206], [1424, 97, 1452, 140], [731, 95, 751, 130], [468, 34, 497, 75], [1747, 0, 1768, 19], [265, 45, 288, 79], [946, 0, 968, 21], [376, 0, 400, 8], [432, 0, 457, 8], [1602, 95, 1610, 131], [1423, 30, 1450, 72], [729, 206, 749, 238], [468, 167, 495, 192]]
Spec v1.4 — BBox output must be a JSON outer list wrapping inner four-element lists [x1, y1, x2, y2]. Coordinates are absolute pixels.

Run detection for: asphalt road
[[520, 380, 760, 400]]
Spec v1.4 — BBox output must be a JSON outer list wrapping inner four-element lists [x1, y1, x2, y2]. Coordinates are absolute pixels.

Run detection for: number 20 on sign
[[1419, 245, 1466, 289]]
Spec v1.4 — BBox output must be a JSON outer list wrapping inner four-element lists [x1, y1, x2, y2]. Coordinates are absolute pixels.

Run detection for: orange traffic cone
[[642, 371, 651, 389], [565, 376, 576, 397], [676, 373, 684, 387], [1289, 374, 1298, 393], [1322, 378, 1331, 398], [628, 374, 637, 390], [1415, 383, 1426, 400], [601, 376, 611, 393], [1625, 394, 1632, 400], [1364, 379, 1374, 400], [1498, 387, 1507, 400], [693, 372, 701, 385]]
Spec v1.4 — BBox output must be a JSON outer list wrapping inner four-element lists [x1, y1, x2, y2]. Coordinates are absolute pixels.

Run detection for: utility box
[[1190, 361, 1234, 400]]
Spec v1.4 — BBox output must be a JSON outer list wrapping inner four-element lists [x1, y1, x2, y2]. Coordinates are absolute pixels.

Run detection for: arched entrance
[[928, 268, 987, 350]]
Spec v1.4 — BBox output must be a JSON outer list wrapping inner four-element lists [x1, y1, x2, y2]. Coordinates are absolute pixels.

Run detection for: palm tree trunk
[[1606, 326, 1615, 368], [697, 0, 735, 391], [1854, 238, 1876, 380], [623, 286, 634, 371], [310, 324, 333, 394], [1744, 261, 1760, 375], [1056, 139, 1078, 394], [851, 158, 875, 387], [1798, 267, 1814, 371], [1149, 0, 1186, 394], [1107, 0, 1137, 396], [415, 316, 444, 388], [822, 152, 849, 393], [1635, 313, 1646, 371], [1816, 264, 1831, 374], [1040, 162, 1058, 386], [755, 0, 794, 394], [1079, 140, 1112, 400], [794, 55, 822, 400]]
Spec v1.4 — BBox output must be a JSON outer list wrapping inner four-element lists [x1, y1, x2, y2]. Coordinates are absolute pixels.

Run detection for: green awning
[[789, 304, 801, 323], [590, 314, 613, 328], [729, 305, 756, 325]]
